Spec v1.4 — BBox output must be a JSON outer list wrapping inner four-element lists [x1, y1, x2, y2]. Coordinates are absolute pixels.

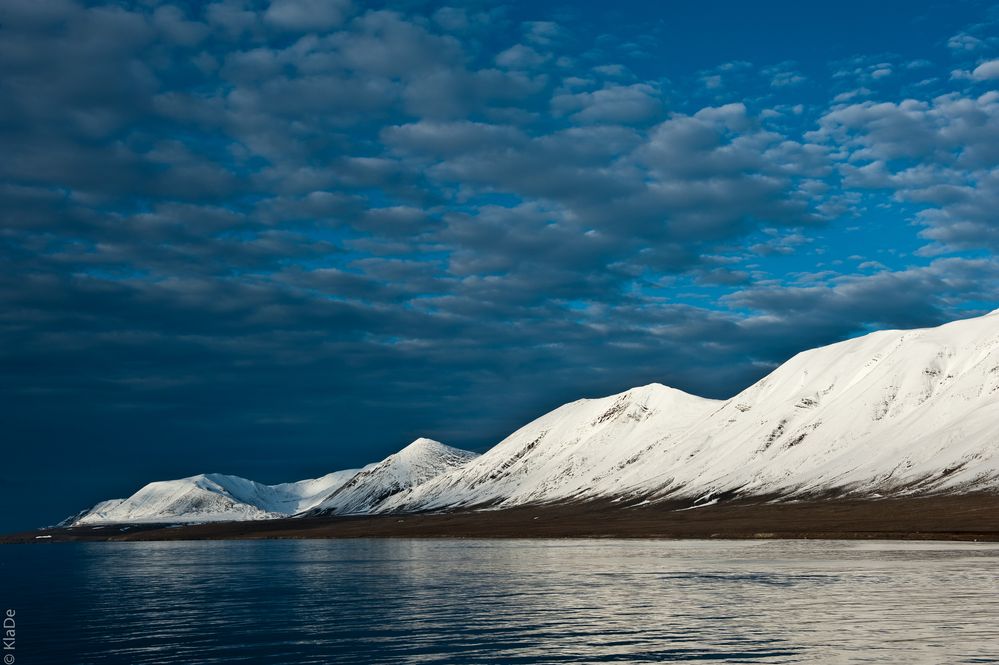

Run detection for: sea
[[1, 538, 998, 664]]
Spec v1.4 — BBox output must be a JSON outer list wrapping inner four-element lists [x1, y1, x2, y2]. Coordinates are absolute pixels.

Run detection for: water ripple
[[1, 539, 998, 664]]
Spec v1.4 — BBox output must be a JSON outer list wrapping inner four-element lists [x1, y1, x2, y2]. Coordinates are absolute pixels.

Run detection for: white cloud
[[948, 33, 984, 51], [816, 91, 999, 252], [972, 59, 999, 80], [552, 83, 662, 124], [495, 44, 548, 69]]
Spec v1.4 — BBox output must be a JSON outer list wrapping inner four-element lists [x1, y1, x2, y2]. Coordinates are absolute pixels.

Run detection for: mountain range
[[65, 310, 999, 526]]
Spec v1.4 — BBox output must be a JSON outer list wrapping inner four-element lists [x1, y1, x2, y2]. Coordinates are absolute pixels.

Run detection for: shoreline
[[3, 494, 999, 543]]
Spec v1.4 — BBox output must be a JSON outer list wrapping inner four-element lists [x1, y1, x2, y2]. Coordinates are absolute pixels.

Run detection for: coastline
[[3, 494, 999, 543]]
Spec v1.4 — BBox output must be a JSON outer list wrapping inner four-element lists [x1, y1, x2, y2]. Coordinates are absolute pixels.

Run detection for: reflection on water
[[2, 538, 998, 664]]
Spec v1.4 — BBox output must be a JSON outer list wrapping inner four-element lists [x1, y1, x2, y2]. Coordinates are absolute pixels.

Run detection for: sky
[[2, 0, 999, 530]]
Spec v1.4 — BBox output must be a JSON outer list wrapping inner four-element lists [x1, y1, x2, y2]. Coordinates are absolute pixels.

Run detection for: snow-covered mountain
[[72, 469, 365, 525], [381, 384, 720, 511], [67, 438, 479, 525], [385, 310, 999, 511], [613, 308, 999, 501], [63, 311, 999, 526], [309, 438, 480, 515]]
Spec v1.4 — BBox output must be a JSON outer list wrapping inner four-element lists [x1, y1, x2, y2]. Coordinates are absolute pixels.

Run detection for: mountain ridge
[[62, 310, 999, 527], [309, 438, 480, 515]]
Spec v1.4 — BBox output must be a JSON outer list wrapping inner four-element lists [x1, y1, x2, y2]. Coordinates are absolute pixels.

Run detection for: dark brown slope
[[3, 495, 999, 543]]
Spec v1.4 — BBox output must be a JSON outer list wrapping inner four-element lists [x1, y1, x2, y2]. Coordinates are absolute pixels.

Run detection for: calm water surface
[[1, 539, 998, 664]]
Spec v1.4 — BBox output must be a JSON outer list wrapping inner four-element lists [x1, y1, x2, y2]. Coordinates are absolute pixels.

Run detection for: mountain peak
[[621, 382, 713, 408], [391, 437, 478, 467], [400, 436, 446, 451], [628, 381, 668, 393], [393, 437, 456, 462], [310, 439, 479, 515], [626, 382, 691, 397]]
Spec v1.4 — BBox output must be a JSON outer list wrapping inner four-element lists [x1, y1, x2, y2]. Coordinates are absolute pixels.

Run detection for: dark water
[[1, 539, 998, 664]]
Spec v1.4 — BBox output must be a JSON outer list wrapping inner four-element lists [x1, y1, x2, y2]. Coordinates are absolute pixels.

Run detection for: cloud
[[696, 60, 752, 92], [264, 0, 352, 32], [763, 62, 806, 88], [726, 258, 999, 339], [771, 70, 806, 87], [153, 5, 209, 46], [972, 59, 999, 80], [815, 91, 999, 252], [522, 20, 567, 47], [551, 83, 662, 124], [495, 43, 548, 69], [949, 32, 985, 51]]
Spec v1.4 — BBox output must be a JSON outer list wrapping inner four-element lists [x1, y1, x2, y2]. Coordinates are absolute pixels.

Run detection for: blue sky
[[2, 0, 999, 529]]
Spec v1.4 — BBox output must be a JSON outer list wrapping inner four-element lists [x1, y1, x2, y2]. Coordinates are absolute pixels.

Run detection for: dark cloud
[[264, 0, 352, 32]]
